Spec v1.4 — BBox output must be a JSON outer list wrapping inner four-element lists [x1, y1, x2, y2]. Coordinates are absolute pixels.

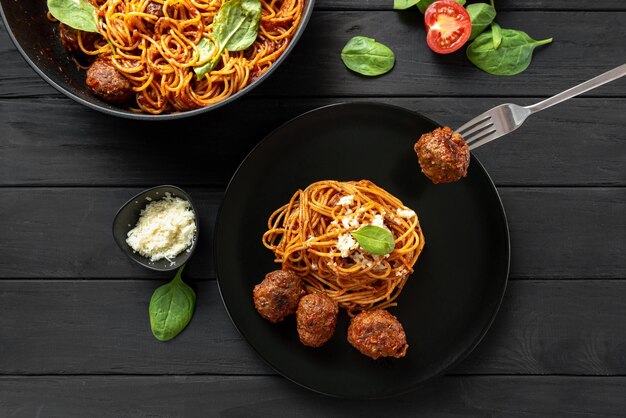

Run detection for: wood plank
[[0, 97, 624, 187], [504, 188, 626, 279], [0, 188, 220, 279], [0, 375, 625, 416], [0, 280, 625, 376], [0, 187, 623, 279], [456, 280, 626, 375], [316, 0, 626, 11], [1, 12, 626, 98]]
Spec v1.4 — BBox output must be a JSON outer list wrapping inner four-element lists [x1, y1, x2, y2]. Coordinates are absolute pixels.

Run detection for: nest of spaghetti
[[263, 179, 425, 312], [48, 0, 304, 114], [255, 180, 425, 359]]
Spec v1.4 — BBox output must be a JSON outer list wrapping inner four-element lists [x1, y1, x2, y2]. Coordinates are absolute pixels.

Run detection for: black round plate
[[214, 102, 510, 398]]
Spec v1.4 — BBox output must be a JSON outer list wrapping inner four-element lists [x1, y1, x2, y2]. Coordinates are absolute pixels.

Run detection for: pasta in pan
[[48, 0, 303, 114]]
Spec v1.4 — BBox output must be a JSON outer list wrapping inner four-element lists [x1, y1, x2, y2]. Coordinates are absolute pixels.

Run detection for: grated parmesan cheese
[[336, 195, 354, 206], [371, 213, 387, 229], [396, 208, 416, 219], [337, 233, 359, 257], [126, 192, 196, 262], [341, 215, 360, 229]]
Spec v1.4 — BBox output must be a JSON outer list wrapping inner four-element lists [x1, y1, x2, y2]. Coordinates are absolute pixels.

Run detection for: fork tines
[[456, 115, 498, 150]]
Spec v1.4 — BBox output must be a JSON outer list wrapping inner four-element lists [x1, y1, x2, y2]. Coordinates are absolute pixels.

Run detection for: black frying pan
[[0, 0, 315, 120]]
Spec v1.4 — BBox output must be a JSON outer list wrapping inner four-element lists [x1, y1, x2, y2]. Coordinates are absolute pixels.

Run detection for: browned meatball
[[296, 293, 338, 347], [86, 58, 133, 105], [253, 270, 306, 323], [414, 126, 470, 184], [59, 24, 98, 56], [347, 309, 408, 359], [145, 1, 164, 17]]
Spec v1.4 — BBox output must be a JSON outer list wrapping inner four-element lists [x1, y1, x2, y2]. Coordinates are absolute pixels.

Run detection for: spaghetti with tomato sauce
[[262, 180, 425, 313], [48, 0, 304, 114]]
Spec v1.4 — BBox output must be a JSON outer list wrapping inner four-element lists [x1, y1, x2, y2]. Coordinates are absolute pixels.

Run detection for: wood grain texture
[[0, 97, 624, 187], [0, 1, 624, 413], [1, 375, 625, 417], [315, 0, 626, 11], [2, 12, 626, 98], [0, 188, 221, 279], [0, 280, 625, 376], [0, 188, 623, 279]]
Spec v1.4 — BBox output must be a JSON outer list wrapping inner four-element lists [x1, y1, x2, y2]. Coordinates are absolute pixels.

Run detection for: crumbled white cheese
[[351, 250, 373, 267], [337, 233, 359, 257], [395, 268, 408, 277], [341, 215, 360, 229], [126, 192, 196, 262], [396, 208, 416, 219], [372, 262, 387, 272], [336, 195, 354, 206], [371, 214, 386, 228]]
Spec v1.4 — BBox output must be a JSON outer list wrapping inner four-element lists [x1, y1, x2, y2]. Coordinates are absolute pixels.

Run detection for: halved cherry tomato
[[424, 0, 472, 54]]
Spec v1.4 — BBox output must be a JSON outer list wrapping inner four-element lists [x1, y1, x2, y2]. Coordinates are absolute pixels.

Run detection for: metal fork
[[456, 63, 626, 150]]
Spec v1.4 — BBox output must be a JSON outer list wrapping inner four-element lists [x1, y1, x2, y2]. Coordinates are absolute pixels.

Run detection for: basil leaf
[[417, 0, 466, 14], [467, 28, 552, 76], [341, 36, 395, 77], [47, 0, 99, 33], [394, 0, 419, 10], [351, 225, 395, 255], [466, 3, 496, 40], [213, 0, 261, 51], [194, 38, 220, 79], [149, 266, 196, 342], [491, 22, 502, 49], [193, 0, 261, 79]]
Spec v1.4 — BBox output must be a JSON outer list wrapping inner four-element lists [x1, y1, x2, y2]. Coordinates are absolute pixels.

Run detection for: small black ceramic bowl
[[0, 0, 315, 120], [113, 185, 199, 271]]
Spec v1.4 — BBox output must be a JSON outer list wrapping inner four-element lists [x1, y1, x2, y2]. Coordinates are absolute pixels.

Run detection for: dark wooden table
[[1, 0, 625, 416]]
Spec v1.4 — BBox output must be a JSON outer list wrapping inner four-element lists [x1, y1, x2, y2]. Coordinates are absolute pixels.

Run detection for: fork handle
[[526, 63, 626, 114]]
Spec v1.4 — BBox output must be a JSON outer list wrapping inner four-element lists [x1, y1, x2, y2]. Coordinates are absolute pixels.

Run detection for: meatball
[[347, 309, 408, 359], [86, 58, 133, 105], [414, 126, 470, 184], [145, 1, 164, 17], [253, 270, 306, 323], [59, 24, 98, 56], [296, 293, 339, 347]]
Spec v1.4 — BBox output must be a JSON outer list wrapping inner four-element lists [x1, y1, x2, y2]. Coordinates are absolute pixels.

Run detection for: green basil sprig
[[467, 28, 552, 76], [195, 38, 219, 78], [194, 0, 261, 79], [341, 36, 395, 77], [393, 0, 419, 9], [491, 22, 502, 49], [393, 0, 465, 13], [47, 0, 99, 33], [416, 0, 465, 13], [149, 266, 196, 342], [351, 225, 395, 255], [466, 2, 496, 40]]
